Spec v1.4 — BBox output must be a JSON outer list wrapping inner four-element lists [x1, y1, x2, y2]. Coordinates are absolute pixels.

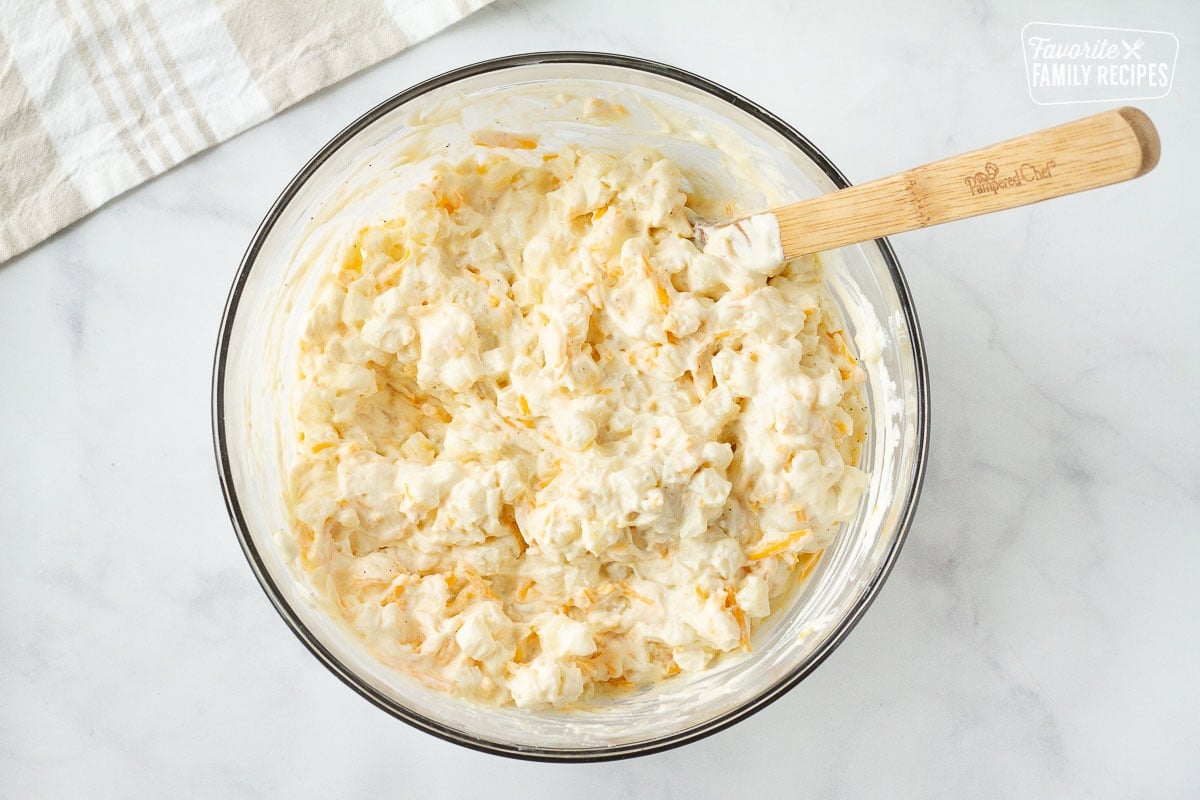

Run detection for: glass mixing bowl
[[212, 52, 928, 761]]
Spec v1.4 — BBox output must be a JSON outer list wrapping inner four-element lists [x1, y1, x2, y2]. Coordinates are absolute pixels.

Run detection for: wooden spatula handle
[[776, 107, 1160, 258]]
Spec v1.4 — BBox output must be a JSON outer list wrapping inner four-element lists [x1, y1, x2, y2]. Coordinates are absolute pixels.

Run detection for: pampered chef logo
[[964, 160, 1056, 196], [1022, 23, 1178, 105]]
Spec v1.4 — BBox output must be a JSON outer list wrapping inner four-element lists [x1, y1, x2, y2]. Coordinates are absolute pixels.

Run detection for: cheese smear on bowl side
[[287, 142, 867, 708]]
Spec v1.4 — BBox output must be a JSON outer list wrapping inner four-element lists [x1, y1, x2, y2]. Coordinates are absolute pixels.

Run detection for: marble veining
[[2, 0, 1198, 796]]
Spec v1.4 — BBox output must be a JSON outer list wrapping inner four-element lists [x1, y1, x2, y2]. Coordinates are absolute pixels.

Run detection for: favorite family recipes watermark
[[1022, 22, 1178, 105]]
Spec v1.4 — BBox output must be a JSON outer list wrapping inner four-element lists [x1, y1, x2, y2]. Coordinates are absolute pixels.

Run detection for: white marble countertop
[[3, 0, 1198, 796]]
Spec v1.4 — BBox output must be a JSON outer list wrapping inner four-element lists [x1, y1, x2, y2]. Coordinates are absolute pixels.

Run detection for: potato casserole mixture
[[286, 139, 867, 708]]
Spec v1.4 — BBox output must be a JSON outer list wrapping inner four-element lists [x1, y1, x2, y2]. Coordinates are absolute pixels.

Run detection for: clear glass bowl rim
[[211, 51, 930, 762]]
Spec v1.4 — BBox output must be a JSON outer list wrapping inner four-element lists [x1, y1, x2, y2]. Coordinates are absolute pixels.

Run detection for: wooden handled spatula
[[721, 107, 1160, 259]]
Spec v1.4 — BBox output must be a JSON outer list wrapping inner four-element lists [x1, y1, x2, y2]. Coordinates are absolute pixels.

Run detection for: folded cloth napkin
[[0, 0, 492, 263]]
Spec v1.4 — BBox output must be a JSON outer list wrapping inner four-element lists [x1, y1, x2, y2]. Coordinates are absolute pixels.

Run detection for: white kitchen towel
[[0, 0, 493, 264]]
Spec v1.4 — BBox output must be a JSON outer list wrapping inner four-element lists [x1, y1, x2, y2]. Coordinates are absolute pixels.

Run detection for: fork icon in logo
[[1122, 38, 1145, 60]]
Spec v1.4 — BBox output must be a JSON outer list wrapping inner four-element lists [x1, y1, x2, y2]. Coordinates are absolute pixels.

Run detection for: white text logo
[[1022, 23, 1178, 105]]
